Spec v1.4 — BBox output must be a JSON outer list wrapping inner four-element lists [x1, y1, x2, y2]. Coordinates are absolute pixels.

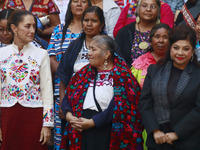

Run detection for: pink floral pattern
[[132, 52, 156, 87]]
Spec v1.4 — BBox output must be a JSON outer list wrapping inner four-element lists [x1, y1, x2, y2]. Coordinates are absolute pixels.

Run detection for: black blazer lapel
[[173, 63, 193, 103]]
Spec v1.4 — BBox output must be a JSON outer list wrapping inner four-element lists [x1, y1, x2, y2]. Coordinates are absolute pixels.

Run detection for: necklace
[[69, 22, 73, 44], [68, 21, 82, 44], [137, 24, 149, 50]]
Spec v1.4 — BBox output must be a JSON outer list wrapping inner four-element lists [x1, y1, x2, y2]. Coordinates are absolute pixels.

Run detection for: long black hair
[[61, 0, 92, 48]]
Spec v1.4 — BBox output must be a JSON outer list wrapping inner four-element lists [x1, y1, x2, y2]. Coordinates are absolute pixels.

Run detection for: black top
[[139, 63, 200, 149], [175, 1, 196, 26], [167, 65, 183, 105], [115, 22, 136, 67]]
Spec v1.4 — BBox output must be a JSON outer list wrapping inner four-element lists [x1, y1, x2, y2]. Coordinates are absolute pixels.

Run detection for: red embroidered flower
[[99, 74, 105, 80]]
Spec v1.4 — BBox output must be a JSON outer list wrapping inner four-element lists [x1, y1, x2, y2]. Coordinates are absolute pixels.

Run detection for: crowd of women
[[0, 0, 200, 150]]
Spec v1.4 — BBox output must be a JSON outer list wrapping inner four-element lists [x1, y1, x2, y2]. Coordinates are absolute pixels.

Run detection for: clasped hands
[[153, 129, 179, 145], [66, 112, 95, 132]]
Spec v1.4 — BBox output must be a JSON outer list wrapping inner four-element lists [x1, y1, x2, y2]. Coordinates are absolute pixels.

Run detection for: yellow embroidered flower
[[15, 0, 22, 5], [31, 60, 36, 65], [43, 0, 49, 5]]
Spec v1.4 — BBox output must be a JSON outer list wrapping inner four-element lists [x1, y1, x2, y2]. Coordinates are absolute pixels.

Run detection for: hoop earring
[[191, 54, 194, 62], [136, 16, 140, 23], [103, 60, 108, 70], [156, 18, 160, 24]]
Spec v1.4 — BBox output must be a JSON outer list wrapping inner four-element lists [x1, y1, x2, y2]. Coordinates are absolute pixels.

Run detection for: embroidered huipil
[[0, 43, 54, 127]]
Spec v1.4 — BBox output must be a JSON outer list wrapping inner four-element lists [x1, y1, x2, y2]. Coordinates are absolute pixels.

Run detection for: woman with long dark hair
[[47, 0, 91, 149], [57, 6, 106, 123]]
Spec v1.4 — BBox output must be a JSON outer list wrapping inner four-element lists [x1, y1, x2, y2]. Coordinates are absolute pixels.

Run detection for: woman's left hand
[[70, 117, 95, 131], [40, 127, 51, 145], [166, 132, 179, 145]]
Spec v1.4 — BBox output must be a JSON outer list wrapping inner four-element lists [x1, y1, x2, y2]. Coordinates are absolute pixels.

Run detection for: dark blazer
[[115, 22, 136, 68], [139, 62, 200, 149]]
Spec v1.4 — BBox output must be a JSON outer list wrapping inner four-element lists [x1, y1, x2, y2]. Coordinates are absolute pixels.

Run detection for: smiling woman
[[139, 25, 200, 150], [130, 23, 171, 150], [115, 0, 161, 67], [0, 9, 54, 150]]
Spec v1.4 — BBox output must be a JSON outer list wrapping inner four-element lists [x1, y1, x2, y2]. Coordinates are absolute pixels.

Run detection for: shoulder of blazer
[[147, 64, 164, 78]]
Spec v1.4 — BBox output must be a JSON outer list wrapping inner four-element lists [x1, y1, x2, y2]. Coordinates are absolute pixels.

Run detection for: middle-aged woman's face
[[170, 40, 194, 70], [195, 16, 200, 40], [88, 40, 107, 70], [13, 15, 35, 44], [0, 19, 13, 44], [138, 0, 158, 22], [71, 0, 89, 17], [82, 12, 104, 37], [151, 28, 169, 56]]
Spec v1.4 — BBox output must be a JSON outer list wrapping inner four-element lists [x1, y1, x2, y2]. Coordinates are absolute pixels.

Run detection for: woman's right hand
[[0, 128, 2, 146], [66, 112, 82, 132], [153, 129, 166, 144]]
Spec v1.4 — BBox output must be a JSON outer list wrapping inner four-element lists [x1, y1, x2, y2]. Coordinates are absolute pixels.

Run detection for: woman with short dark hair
[[47, 0, 91, 148], [57, 6, 106, 121], [139, 25, 200, 150]]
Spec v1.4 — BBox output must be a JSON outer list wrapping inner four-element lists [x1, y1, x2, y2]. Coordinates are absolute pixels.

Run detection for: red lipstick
[[176, 57, 184, 60]]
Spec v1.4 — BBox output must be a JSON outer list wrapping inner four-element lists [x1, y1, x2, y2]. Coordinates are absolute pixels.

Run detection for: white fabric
[[83, 70, 114, 111], [0, 43, 54, 127], [54, 0, 70, 24], [73, 40, 89, 73], [103, 0, 121, 38]]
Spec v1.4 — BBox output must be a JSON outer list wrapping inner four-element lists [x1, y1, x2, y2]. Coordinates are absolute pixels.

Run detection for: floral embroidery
[[0, 43, 54, 128], [15, 0, 22, 5], [43, 106, 54, 127], [9, 60, 29, 82], [1, 69, 7, 83], [28, 56, 39, 67], [0, 52, 42, 104], [60, 53, 143, 150], [29, 69, 40, 84], [131, 30, 150, 61], [43, 0, 49, 5]]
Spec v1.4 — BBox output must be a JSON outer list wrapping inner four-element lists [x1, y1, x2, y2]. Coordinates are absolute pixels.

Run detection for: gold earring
[[103, 60, 108, 70], [156, 18, 160, 24], [136, 16, 140, 23]]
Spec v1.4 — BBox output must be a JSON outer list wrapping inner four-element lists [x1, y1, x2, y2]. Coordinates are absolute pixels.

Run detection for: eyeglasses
[[0, 28, 12, 34], [140, 4, 157, 10]]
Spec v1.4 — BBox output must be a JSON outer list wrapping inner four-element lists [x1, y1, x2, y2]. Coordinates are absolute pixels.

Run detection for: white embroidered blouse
[[0, 43, 54, 127]]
